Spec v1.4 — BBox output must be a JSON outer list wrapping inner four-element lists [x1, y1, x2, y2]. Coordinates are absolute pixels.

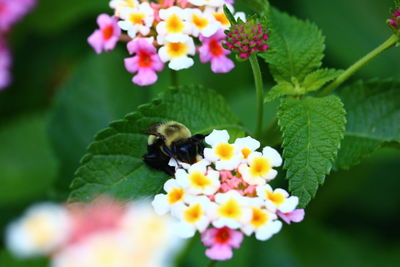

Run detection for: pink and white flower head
[[158, 37, 196, 70], [201, 227, 243, 261], [88, 14, 121, 54], [199, 29, 235, 73], [0, 38, 11, 90], [0, 0, 36, 33], [124, 37, 164, 86], [156, 6, 192, 44], [152, 129, 305, 261]]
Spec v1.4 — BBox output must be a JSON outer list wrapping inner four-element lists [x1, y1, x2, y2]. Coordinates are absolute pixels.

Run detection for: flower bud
[[225, 20, 269, 60]]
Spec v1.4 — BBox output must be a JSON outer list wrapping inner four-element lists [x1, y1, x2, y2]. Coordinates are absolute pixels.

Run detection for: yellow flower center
[[167, 188, 184, 204], [251, 207, 269, 228], [213, 13, 230, 27], [215, 143, 234, 160], [218, 198, 242, 219], [166, 42, 188, 58], [166, 14, 184, 33], [250, 157, 271, 176], [192, 14, 208, 29], [266, 191, 285, 205], [189, 171, 212, 189], [25, 215, 56, 247], [241, 147, 251, 158], [129, 12, 145, 24], [184, 204, 203, 223]]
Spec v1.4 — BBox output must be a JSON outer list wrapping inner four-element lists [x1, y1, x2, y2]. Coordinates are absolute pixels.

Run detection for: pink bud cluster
[[387, 9, 400, 30], [0, 0, 37, 90], [225, 22, 269, 60]]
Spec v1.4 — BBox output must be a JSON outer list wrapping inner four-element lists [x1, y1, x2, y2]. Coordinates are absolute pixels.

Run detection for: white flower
[[205, 5, 246, 30], [156, 6, 192, 44], [158, 37, 196, 70], [256, 184, 299, 213], [234, 136, 260, 161], [203, 129, 241, 170], [189, 0, 224, 8], [188, 8, 219, 37], [110, 0, 139, 17], [238, 146, 282, 185], [152, 178, 187, 216], [117, 2, 154, 38], [242, 204, 282, 241], [175, 161, 220, 195], [211, 191, 251, 229], [6, 203, 70, 258], [175, 196, 213, 238]]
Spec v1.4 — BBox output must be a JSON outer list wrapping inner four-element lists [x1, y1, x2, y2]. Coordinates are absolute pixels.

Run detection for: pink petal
[[150, 54, 164, 71], [104, 36, 119, 52], [205, 245, 233, 261], [277, 209, 305, 224], [201, 228, 218, 247], [211, 56, 234, 73], [198, 44, 211, 63], [133, 68, 158, 86], [227, 229, 243, 248], [124, 56, 139, 73], [97, 14, 113, 28], [87, 30, 103, 54], [0, 69, 11, 90]]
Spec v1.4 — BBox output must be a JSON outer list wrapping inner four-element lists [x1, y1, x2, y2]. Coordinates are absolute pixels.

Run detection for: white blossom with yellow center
[[175, 160, 220, 196], [211, 191, 251, 229], [110, 0, 138, 16], [256, 184, 299, 213], [6, 203, 70, 258], [241, 202, 282, 241], [203, 129, 241, 171], [205, 5, 246, 30], [158, 37, 196, 70], [168, 155, 205, 171], [234, 136, 261, 162], [117, 3, 154, 38], [152, 178, 187, 216], [175, 196, 213, 238], [187, 8, 219, 38], [156, 6, 192, 44], [238, 146, 282, 185]]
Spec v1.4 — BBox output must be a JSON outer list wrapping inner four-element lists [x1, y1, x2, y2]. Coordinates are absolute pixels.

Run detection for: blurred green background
[[0, 0, 399, 266]]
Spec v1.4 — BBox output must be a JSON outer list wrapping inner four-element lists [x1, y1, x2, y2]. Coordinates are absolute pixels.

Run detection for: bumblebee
[[143, 121, 206, 175]]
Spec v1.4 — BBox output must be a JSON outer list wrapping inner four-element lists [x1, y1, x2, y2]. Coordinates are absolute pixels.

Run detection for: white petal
[[279, 196, 299, 213], [262, 146, 283, 166], [164, 178, 180, 192], [175, 223, 196, 238], [203, 148, 218, 162], [152, 194, 170, 215], [264, 169, 278, 181], [168, 57, 194, 70], [234, 136, 260, 151], [158, 46, 170, 62], [205, 129, 230, 146], [175, 169, 189, 188], [215, 157, 241, 171]]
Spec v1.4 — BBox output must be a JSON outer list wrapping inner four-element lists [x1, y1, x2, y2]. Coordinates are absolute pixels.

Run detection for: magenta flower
[[199, 30, 234, 73], [0, 0, 36, 33], [201, 227, 243, 261], [0, 38, 11, 90], [277, 209, 305, 224], [124, 38, 164, 86], [87, 14, 121, 54]]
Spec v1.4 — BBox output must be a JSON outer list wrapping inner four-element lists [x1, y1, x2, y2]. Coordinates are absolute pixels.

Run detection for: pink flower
[[87, 14, 121, 54], [199, 30, 234, 74], [0, 37, 11, 90], [201, 227, 243, 261], [277, 209, 305, 224], [0, 0, 36, 33], [124, 38, 164, 86]]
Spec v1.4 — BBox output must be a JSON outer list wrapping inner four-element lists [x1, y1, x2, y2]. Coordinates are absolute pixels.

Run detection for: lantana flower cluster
[[387, 7, 400, 30], [88, 0, 245, 86], [152, 129, 305, 261], [0, 0, 36, 90], [6, 198, 184, 267]]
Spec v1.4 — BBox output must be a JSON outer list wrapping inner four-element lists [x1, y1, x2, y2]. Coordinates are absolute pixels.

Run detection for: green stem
[[206, 260, 217, 267], [249, 54, 264, 139], [319, 34, 399, 96], [171, 69, 179, 87]]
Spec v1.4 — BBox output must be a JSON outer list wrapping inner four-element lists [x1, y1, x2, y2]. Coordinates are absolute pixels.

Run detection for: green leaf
[[278, 95, 346, 207], [335, 80, 400, 169], [241, 0, 270, 14], [69, 86, 245, 202], [48, 52, 146, 190], [302, 68, 343, 93], [264, 81, 296, 102], [0, 114, 58, 207], [223, 5, 237, 25], [260, 8, 325, 83]]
